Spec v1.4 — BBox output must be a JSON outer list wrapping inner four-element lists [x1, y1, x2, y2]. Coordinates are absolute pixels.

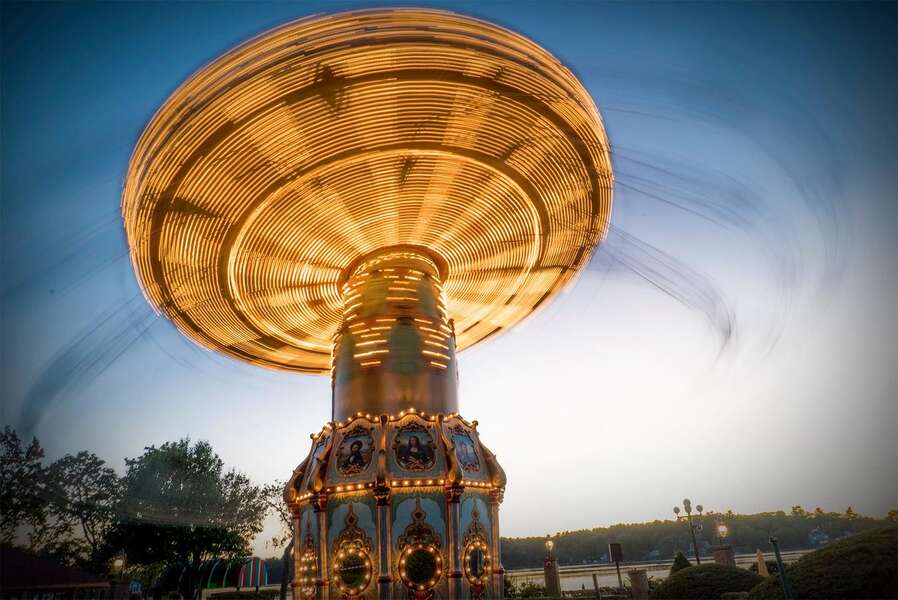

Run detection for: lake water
[[506, 550, 808, 592]]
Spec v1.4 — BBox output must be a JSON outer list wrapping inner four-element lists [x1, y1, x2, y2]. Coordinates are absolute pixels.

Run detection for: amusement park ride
[[122, 8, 612, 600]]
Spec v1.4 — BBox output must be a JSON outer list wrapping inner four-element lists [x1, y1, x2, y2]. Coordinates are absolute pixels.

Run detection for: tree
[[0, 427, 60, 549], [260, 480, 292, 549], [47, 451, 122, 567], [790, 505, 806, 518], [108, 439, 266, 600], [670, 550, 691, 575], [887, 510, 898, 524], [261, 480, 294, 600]]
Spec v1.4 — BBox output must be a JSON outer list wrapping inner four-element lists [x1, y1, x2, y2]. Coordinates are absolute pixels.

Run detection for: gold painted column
[[490, 489, 505, 600], [292, 514, 302, 594], [313, 496, 329, 600], [332, 248, 458, 421], [375, 487, 392, 600], [446, 486, 464, 600]]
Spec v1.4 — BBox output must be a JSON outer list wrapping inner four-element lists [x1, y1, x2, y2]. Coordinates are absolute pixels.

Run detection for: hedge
[[652, 564, 763, 599], [747, 525, 898, 599]]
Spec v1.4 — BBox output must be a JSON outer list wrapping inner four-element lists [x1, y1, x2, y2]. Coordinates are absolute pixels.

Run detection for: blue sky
[[2, 1, 896, 555]]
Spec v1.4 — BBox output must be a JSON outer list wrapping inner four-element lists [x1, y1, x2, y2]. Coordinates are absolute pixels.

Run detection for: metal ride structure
[[122, 8, 612, 600]]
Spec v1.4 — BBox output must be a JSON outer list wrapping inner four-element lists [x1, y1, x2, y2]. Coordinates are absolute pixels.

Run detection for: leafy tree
[[1, 427, 45, 544], [669, 550, 691, 575], [260, 480, 293, 600], [887, 510, 898, 524], [108, 439, 266, 600], [0, 427, 66, 549], [47, 451, 122, 567], [790, 505, 806, 518], [128, 561, 168, 591], [260, 480, 292, 549]]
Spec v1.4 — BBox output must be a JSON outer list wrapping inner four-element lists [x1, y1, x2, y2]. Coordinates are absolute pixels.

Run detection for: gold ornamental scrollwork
[[397, 498, 444, 600], [331, 505, 374, 600], [462, 507, 492, 598]]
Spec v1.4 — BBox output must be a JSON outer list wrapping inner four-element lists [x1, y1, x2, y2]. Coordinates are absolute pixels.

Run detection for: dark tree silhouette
[[47, 451, 122, 567]]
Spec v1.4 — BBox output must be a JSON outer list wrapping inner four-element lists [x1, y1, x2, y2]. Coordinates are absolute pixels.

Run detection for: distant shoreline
[[506, 549, 809, 591]]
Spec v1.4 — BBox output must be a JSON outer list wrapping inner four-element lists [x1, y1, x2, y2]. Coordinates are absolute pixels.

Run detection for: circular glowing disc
[[122, 8, 613, 372]]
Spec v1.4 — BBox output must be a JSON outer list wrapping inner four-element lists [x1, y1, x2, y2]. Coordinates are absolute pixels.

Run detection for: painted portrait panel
[[450, 426, 481, 472], [393, 422, 436, 471], [337, 425, 375, 476]]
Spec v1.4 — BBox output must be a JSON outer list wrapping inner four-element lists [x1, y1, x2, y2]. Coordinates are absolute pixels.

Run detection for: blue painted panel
[[327, 495, 378, 551], [459, 493, 491, 540], [391, 492, 446, 549]]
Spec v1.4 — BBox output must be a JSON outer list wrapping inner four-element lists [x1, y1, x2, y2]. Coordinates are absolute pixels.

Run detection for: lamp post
[[111, 550, 127, 600], [543, 536, 562, 599], [608, 543, 624, 590], [769, 537, 793, 600], [112, 550, 127, 580], [673, 499, 704, 564], [712, 520, 736, 566], [715, 522, 728, 544]]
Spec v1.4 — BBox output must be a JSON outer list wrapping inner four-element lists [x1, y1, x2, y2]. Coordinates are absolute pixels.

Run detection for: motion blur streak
[[2, 3, 895, 537], [1, 4, 875, 429]]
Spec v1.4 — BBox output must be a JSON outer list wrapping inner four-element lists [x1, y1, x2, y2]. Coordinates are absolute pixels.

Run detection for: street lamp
[[673, 499, 704, 565], [543, 536, 561, 598], [716, 521, 729, 544], [112, 550, 127, 579]]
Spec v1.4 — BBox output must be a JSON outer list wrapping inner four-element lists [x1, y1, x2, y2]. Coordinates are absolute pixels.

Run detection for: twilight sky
[[2, 1, 896, 556]]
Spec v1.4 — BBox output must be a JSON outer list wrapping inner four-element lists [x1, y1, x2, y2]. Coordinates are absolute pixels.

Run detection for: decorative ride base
[[286, 410, 505, 600]]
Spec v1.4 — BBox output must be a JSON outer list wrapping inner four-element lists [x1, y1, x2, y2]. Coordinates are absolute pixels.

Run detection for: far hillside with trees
[[500, 506, 898, 570]]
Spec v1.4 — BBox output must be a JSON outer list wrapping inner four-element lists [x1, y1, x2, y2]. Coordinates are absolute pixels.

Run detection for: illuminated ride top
[[122, 8, 612, 600]]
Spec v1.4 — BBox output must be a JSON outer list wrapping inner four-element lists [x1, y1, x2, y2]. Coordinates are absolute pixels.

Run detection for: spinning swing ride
[[123, 8, 612, 600]]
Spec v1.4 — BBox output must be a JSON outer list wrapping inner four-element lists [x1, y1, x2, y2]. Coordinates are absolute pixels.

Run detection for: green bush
[[748, 560, 778, 576], [652, 564, 763, 599], [747, 525, 898, 599], [671, 551, 692, 575], [504, 576, 517, 597], [519, 582, 547, 598]]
